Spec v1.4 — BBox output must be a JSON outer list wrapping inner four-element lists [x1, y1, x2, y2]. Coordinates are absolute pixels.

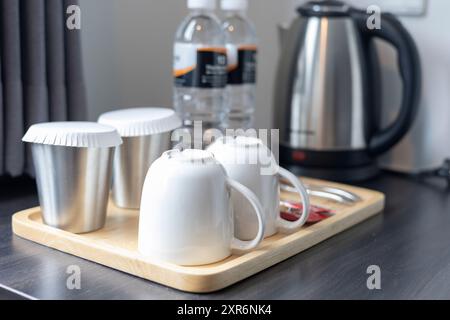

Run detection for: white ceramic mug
[[208, 136, 310, 239], [138, 149, 265, 266]]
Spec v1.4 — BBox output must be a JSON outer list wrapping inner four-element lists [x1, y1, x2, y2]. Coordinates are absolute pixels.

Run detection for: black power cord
[[416, 159, 450, 188]]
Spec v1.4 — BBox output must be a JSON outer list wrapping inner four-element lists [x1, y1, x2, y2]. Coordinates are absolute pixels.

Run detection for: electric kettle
[[274, 0, 421, 182]]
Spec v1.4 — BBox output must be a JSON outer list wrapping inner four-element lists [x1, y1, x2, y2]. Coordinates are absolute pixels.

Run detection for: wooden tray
[[12, 178, 384, 293]]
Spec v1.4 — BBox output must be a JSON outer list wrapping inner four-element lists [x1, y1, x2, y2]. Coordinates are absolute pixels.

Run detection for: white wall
[[79, 0, 293, 129], [345, 0, 450, 171], [80, 0, 450, 171]]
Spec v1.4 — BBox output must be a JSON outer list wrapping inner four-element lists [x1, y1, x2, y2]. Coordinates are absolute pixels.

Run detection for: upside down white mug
[[138, 149, 265, 266], [208, 136, 311, 239]]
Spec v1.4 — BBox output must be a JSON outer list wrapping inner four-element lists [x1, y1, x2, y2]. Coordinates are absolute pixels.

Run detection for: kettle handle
[[353, 11, 422, 156]]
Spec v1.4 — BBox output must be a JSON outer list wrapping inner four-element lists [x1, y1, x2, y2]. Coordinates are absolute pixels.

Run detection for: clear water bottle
[[221, 0, 257, 130], [173, 0, 227, 144]]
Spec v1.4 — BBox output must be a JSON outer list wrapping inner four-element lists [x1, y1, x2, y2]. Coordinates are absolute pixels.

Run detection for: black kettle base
[[283, 163, 380, 183], [279, 146, 381, 182]]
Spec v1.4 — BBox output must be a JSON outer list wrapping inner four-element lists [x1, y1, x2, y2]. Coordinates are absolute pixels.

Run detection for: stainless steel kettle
[[274, 0, 421, 182]]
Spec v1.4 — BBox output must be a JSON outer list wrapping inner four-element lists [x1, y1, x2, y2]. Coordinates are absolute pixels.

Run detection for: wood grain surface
[[12, 178, 385, 293]]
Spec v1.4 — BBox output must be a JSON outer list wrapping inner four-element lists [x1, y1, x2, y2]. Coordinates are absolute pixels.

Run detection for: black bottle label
[[174, 43, 228, 89], [226, 44, 257, 85]]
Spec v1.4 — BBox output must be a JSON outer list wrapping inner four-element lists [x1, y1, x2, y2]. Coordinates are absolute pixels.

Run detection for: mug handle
[[227, 178, 265, 253], [276, 167, 311, 231]]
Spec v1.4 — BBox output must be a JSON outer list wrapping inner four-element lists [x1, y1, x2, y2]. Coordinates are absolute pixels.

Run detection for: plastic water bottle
[[173, 0, 227, 143], [221, 0, 257, 130]]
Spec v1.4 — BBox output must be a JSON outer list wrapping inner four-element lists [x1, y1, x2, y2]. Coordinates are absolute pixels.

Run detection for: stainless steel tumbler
[[112, 133, 171, 209], [32, 144, 114, 233], [98, 107, 181, 209], [23, 122, 123, 234]]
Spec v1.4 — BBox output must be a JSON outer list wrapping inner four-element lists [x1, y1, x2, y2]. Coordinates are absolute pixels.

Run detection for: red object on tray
[[280, 201, 334, 224]]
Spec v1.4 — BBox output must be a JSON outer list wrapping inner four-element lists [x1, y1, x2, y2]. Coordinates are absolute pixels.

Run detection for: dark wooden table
[[1, 173, 450, 300]]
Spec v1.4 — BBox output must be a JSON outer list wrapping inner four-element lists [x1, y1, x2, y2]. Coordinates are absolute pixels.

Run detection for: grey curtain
[[0, 0, 87, 176]]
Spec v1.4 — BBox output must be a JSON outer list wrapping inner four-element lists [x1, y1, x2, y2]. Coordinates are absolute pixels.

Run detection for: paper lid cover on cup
[[22, 122, 123, 148], [98, 108, 182, 137]]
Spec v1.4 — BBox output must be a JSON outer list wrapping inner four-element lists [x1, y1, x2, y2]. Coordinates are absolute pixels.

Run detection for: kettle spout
[[277, 23, 289, 47]]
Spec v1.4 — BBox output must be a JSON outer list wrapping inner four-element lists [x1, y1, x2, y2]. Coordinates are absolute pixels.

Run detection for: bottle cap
[[221, 0, 248, 11], [188, 0, 216, 10]]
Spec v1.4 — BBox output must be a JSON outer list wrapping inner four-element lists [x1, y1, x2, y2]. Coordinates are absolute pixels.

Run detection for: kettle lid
[[298, 0, 351, 17]]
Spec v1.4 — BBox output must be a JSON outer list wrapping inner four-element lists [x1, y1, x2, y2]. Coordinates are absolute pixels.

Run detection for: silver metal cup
[[111, 132, 171, 209], [31, 144, 115, 234]]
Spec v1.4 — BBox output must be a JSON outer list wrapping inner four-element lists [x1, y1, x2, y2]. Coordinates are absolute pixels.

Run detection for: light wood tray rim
[[11, 179, 386, 293]]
